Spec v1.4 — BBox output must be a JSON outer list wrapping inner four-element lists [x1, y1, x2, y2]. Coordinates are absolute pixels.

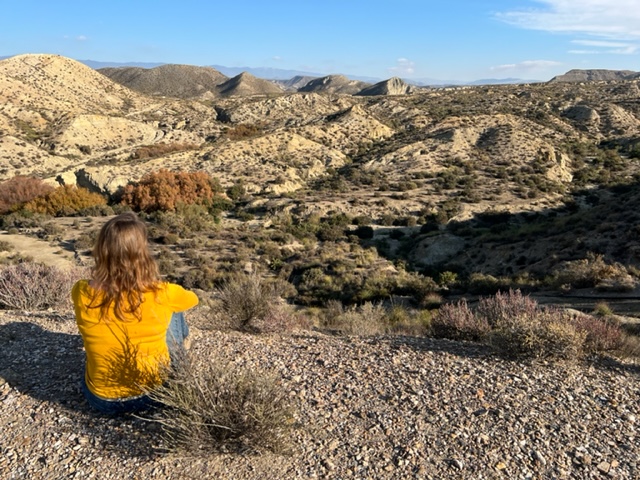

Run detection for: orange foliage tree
[[23, 185, 107, 216], [120, 169, 224, 212]]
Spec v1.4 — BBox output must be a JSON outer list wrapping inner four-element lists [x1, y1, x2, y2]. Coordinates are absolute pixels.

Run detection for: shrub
[[332, 301, 388, 336], [148, 353, 294, 454], [224, 124, 263, 140], [121, 170, 224, 213], [23, 185, 107, 216], [432, 299, 490, 340], [571, 313, 624, 353], [0, 176, 54, 214], [216, 272, 290, 331], [0, 262, 80, 310], [252, 303, 300, 334], [386, 305, 432, 335], [150, 203, 217, 237], [476, 289, 539, 329], [467, 272, 510, 295], [488, 309, 586, 361], [130, 142, 199, 161], [551, 253, 634, 291], [0, 240, 13, 252], [0, 210, 52, 230], [477, 290, 587, 360]]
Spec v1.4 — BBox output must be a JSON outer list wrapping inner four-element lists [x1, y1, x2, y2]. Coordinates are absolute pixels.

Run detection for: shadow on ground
[[0, 320, 163, 460]]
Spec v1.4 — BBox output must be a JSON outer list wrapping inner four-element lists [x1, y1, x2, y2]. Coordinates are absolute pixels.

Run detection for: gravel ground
[[1, 309, 639, 479]]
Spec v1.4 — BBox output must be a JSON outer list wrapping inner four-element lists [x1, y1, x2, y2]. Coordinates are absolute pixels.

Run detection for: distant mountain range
[[2, 55, 638, 86], [72, 59, 540, 86]]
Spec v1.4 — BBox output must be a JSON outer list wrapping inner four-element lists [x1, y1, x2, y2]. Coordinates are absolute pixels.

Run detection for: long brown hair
[[90, 212, 160, 321]]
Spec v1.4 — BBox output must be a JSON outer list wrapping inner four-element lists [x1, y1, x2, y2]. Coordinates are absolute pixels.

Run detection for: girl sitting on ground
[[72, 212, 198, 415]]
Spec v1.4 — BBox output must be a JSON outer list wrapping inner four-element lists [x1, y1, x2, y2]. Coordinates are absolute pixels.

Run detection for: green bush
[[488, 310, 586, 361], [551, 253, 634, 291]]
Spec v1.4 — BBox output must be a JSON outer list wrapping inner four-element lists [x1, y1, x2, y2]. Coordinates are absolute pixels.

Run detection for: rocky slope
[[550, 69, 639, 83], [1, 310, 638, 479], [216, 72, 284, 98], [98, 64, 228, 99]]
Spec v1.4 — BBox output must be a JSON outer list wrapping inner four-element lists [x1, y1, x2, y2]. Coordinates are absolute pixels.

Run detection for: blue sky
[[2, 0, 639, 81]]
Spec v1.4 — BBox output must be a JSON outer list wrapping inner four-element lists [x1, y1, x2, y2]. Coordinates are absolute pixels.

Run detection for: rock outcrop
[[298, 75, 370, 95], [356, 77, 414, 96]]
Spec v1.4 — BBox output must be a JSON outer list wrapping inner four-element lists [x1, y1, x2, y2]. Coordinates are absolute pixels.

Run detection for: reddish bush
[[0, 262, 81, 310], [23, 185, 107, 216], [0, 176, 54, 214], [571, 313, 624, 353], [476, 289, 539, 328], [121, 169, 224, 212], [432, 299, 490, 340]]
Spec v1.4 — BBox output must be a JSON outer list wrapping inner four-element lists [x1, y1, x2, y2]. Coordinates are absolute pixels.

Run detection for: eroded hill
[[2, 54, 640, 294]]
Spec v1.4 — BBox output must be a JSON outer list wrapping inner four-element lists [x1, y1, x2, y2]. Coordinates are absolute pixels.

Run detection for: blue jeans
[[82, 312, 189, 415]]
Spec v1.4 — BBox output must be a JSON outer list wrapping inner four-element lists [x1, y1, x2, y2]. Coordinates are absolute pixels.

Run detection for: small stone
[[532, 450, 547, 466], [496, 462, 507, 470], [597, 461, 611, 473], [451, 459, 464, 470]]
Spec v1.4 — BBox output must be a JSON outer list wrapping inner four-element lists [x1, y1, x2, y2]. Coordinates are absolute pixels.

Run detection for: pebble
[[1, 313, 639, 479]]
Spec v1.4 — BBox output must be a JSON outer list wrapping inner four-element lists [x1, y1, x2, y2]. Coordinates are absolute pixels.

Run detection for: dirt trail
[[0, 234, 77, 270]]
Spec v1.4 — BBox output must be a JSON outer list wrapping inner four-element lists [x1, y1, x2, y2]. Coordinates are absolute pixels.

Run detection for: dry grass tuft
[[147, 353, 295, 454]]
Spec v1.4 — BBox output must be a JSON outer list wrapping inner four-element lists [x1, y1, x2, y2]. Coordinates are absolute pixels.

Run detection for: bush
[[551, 253, 634, 291], [488, 309, 586, 361], [572, 313, 624, 353], [121, 170, 224, 213], [148, 353, 294, 454], [0, 176, 54, 214], [216, 272, 292, 331], [23, 185, 107, 216], [130, 142, 199, 161], [329, 301, 388, 336], [432, 299, 490, 340], [0, 262, 80, 310], [0, 240, 13, 252], [476, 289, 539, 329]]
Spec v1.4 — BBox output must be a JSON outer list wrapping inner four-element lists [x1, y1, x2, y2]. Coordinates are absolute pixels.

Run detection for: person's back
[[71, 212, 198, 414]]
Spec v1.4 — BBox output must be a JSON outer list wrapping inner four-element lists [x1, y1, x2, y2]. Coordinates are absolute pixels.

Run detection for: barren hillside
[[98, 64, 228, 99], [2, 54, 640, 293]]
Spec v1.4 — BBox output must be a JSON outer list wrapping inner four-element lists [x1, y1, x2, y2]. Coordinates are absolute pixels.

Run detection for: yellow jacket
[[72, 280, 198, 399]]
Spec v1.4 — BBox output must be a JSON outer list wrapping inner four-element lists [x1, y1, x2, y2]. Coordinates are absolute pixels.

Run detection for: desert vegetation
[[1, 55, 640, 476]]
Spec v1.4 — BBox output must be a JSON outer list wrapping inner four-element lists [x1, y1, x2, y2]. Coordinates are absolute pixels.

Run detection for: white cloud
[[272, 55, 282, 61], [497, 1, 640, 54], [571, 39, 638, 54], [490, 59, 562, 72], [388, 57, 415, 76]]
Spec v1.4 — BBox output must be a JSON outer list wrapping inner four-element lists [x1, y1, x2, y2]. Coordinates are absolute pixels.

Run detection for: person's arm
[[165, 283, 199, 312]]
